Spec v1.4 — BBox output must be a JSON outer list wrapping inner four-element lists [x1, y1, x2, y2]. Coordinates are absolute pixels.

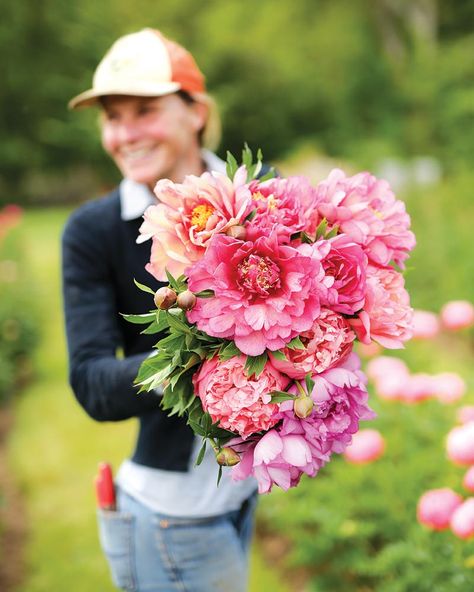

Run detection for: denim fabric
[[97, 488, 257, 591]]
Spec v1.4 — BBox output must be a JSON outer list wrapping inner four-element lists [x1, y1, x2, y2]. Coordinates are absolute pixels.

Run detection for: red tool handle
[[95, 462, 116, 510]]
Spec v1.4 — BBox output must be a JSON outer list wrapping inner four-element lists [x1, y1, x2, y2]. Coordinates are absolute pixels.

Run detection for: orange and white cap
[[69, 29, 220, 148]]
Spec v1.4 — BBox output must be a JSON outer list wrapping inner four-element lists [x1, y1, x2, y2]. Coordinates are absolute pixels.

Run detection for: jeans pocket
[[97, 509, 136, 590]]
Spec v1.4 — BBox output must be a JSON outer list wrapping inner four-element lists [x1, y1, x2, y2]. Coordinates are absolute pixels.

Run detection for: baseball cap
[[68, 28, 221, 148]]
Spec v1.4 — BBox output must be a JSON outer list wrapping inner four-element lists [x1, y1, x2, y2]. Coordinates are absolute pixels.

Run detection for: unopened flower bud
[[177, 290, 197, 311], [226, 225, 247, 240], [215, 447, 241, 467], [154, 287, 177, 310], [294, 396, 314, 419]]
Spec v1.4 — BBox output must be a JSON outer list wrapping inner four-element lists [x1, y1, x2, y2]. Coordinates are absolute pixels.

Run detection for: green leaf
[[270, 349, 287, 361], [216, 465, 223, 487], [195, 440, 207, 466], [244, 209, 257, 223], [194, 289, 214, 298], [315, 218, 328, 240], [269, 390, 296, 403], [305, 373, 315, 395], [286, 336, 305, 350], [226, 151, 239, 179], [259, 167, 276, 182], [244, 352, 268, 378], [166, 312, 192, 334], [325, 225, 339, 239], [133, 279, 155, 295], [121, 312, 156, 325], [188, 420, 207, 437], [218, 341, 242, 361], [165, 269, 180, 291]]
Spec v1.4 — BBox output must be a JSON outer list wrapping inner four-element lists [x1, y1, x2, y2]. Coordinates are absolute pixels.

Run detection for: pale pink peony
[[366, 355, 409, 382], [431, 372, 466, 404], [192, 355, 289, 439], [417, 488, 463, 531], [314, 169, 416, 268], [457, 406, 474, 425], [138, 167, 253, 280], [343, 429, 385, 464], [412, 310, 440, 340], [450, 498, 474, 540], [321, 234, 367, 315], [245, 175, 321, 241], [463, 467, 474, 493], [400, 373, 435, 404], [187, 233, 330, 356], [446, 423, 474, 466], [269, 308, 355, 379], [350, 266, 413, 349], [440, 300, 474, 331]]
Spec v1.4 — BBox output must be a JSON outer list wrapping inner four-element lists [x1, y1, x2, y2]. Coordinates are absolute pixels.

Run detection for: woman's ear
[[190, 100, 209, 134]]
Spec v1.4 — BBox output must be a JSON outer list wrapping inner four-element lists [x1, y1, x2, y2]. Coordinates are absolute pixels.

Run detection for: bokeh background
[[1, 1, 474, 590]]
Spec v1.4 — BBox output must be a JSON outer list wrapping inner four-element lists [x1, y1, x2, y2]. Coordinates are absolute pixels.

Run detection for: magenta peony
[[314, 169, 416, 268], [350, 266, 413, 349], [411, 310, 440, 340], [446, 423, 474, 466], [450, 498, 474, 540], [343, 429, 385, 464], [186, 233, 330, 356], [417, 488, 463, 531], [192, 355, 289, 439], [138, 167, 252, 280], [269, 308, 355, 379], [440, 300, 474, 331]]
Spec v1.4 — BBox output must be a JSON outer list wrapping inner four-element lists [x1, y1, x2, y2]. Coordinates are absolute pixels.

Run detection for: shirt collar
[[119, 149, 227, 221]]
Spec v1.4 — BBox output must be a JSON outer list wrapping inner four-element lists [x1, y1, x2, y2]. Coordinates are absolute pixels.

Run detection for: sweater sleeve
[[61, 206, 160, 422]]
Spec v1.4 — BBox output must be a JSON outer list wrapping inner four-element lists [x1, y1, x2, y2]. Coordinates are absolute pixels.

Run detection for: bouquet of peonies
[[126, 147, 415, 493]]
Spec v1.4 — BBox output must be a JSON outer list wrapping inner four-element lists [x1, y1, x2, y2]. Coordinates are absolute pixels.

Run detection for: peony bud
[[417, 488, 463, 531], [177, 290, 197, 311], [463, 466, 474, 493], [154, 287, 177, 310], [344, 429, 385, 464], [294, 396, 314, 419], [226, 225, 247, 240], [215, 447, 241, 467], [446, 423, 474, 465], [440, 300, 474, 331], [450, 498, 474, 539]]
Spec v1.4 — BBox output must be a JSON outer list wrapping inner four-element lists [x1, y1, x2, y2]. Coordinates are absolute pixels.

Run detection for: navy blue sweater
[[62, 188, 195, 470]]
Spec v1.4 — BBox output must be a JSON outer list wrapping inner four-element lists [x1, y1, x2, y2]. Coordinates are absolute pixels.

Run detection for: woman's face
[[100, 94, 207, 188]]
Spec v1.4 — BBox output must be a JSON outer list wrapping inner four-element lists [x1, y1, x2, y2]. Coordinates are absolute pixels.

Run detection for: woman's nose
[[116, 122, 142, 144]]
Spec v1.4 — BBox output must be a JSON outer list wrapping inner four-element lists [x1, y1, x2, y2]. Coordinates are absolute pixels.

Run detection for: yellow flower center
[[190, 204, 215, 231]]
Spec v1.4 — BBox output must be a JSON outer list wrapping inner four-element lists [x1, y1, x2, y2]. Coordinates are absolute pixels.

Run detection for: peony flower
[[269, 308, 355, 379], [138, 167, 253, 280], [457, 406, 474, 425], [411, 310, 440, 340], [245, 175, 321, 242], [400, 373, 435, 404], [192, 355, 289, 439], [350, 266, 413, 349], [357, 342, 383, 358], [446, 423, 474, 466], [366, 356, 410, 401], [417, 488, 463, 531], [450, 498, 474, 540], [431, 372, 466, 404], [463, 467, 474, 493], [343, 429, 385, 464], [187, 233, 330, 356], [440, 300, 474, 331], [320, 234, 367, 315]]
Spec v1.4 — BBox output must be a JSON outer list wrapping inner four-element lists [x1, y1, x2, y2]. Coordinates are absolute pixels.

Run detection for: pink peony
[[358, 342, 383, 358], [463, 467, 474, 493], [343, 429, 385, 464], [412, 310, 440, 340], [245, 175, 321, 241], [446, 423, 474, 466], [350, 266, 413, 349], [450, 498, 474, 540], [366, 355, 409, 382], [314, 169, 416, 268], [400, 373, 435, 404], [269, 308, 355, 379], [192, 355, 289, 439], [138, 167, 252, 280], [417, 488, 463, 531], [440, 300, 474, 331], [431, 372, 466, 404], [187, 233, 330, 356], [457, 406, 474, 425], [321, 235, 367, 315]]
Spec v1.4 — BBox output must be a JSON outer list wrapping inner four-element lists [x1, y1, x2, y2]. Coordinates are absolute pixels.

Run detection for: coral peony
[[314, 169, 415, 268], [187, 233, 330, 356], [193, 355, 289, 439], [350, 266, 413, 349], [431, 372, 466, 404], [417, 488, 463, 531], [138, 167, 252, 280], [440, 300, 474, 331], [450, 498, 474, 540], [463, 466, 474, 493], [343, 429, 385, 464], [446, 423, 474, 466], [269, 308, 355, 379], [411, 310, 440, 340]]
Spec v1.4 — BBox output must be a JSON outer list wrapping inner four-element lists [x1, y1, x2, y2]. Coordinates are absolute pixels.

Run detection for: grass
[[6, 207, 288, 592]]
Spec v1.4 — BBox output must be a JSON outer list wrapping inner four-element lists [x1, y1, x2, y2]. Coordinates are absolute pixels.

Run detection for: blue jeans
[[97, 487, 257, 591]]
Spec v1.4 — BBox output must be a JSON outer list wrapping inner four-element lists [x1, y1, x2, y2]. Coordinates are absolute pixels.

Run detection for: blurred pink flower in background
[[450, 498, 474, 540], [463, 466, 474, 493], [343, 429, 385, 464], [366, 356, 410, 401], [431, 372, 466, 404], [366, 356, 408, 382], [400, 373, 434, 404], [417, 488, 463, 531], [411, 310, 440, 340], [457, 406, 474, 425], [357, 342, 383, 358], [446, 423, 474, 466], [440, 300, 474, 331]]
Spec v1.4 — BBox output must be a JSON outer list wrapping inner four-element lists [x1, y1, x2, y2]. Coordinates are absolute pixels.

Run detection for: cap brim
[[68, 82, 181, 109]]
